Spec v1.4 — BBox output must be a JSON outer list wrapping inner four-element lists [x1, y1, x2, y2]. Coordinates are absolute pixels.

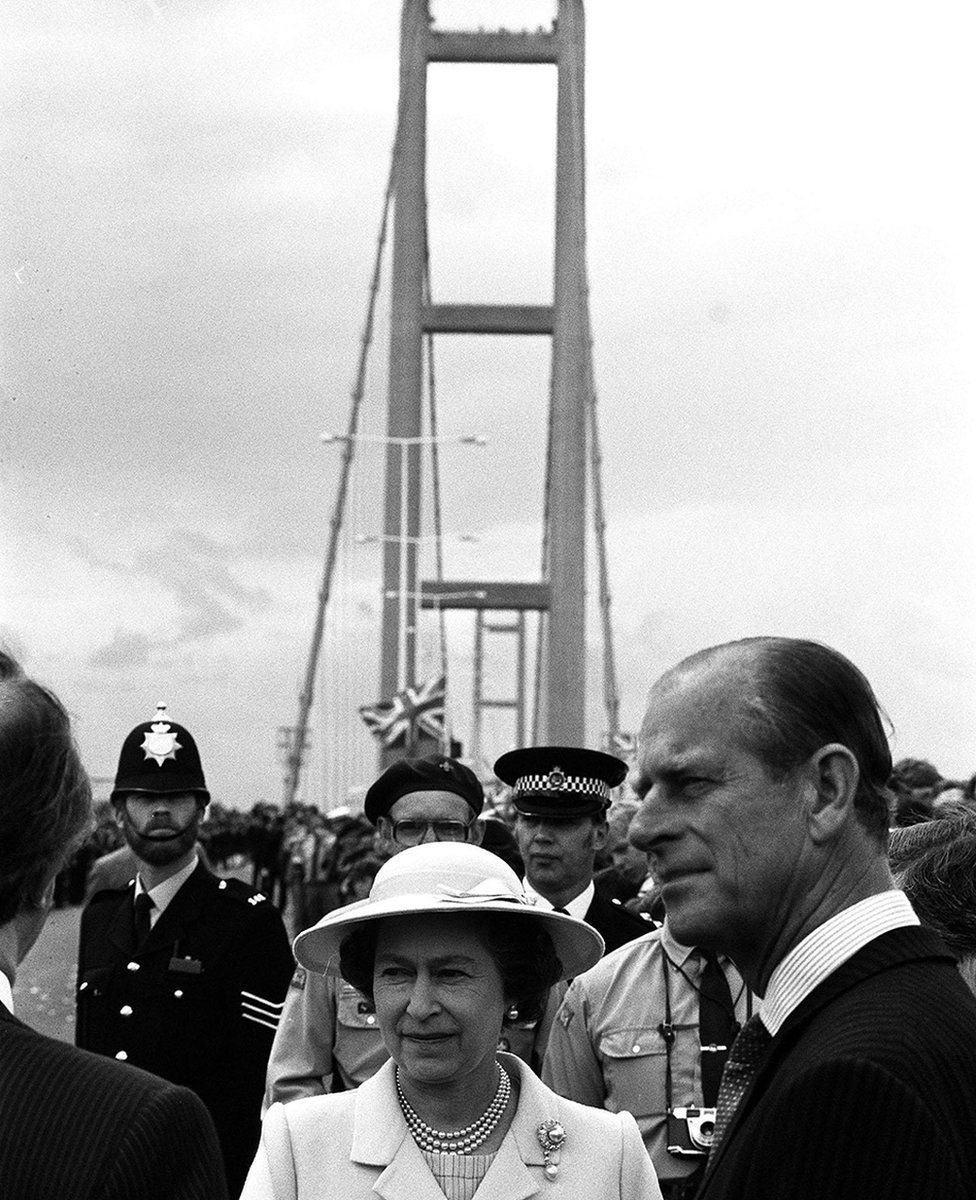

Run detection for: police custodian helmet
[[111, 703, 210, 802]]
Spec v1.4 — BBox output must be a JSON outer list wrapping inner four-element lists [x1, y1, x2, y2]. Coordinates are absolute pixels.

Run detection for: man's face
[[609, 821, 649, 889], [376, 790, 478, 855], [515, 813, 606, 903], [628, 663, 812, 964], [115, 791, 203, 866]]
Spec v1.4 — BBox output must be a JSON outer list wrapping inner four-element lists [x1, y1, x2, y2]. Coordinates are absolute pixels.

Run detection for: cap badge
[[439, 760, 452, 773], [141, 722, 182, 767], [546, 768, 566, 791]]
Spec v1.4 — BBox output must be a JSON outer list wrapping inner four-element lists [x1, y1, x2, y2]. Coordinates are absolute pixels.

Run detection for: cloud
[[88, 629, 153, 671], [81, 528, 272, 660], [5, 0, 974, 807]]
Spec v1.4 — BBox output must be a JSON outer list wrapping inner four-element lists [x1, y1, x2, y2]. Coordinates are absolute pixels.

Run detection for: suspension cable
[[282, 47, 415, 805]]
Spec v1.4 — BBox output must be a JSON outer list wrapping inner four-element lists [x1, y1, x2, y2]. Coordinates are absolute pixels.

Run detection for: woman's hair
[[339, 911, 563, 1025]]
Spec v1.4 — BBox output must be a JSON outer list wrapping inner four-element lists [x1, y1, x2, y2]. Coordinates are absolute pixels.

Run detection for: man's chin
[[659, 883, 714, 943], [129, 832, 196, 866]]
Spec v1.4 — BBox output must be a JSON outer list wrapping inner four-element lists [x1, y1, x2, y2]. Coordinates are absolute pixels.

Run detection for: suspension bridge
[[280, 1, 624, 809]]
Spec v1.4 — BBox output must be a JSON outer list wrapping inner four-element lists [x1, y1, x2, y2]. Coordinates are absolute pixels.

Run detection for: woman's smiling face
[[373, 914, 508, 1089]]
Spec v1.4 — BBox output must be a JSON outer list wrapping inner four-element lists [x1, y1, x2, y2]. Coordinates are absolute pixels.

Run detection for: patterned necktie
[[133, 892, 155, 948], [698, 951, 738, 1107], [710, 1013, 772, 1154]]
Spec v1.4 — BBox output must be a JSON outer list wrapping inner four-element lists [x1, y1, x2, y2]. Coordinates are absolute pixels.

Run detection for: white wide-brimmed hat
[[293, 841, 604, 979]]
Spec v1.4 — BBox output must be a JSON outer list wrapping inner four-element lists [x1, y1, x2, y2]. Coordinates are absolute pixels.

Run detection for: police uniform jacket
[[76, 861, 295, 1196], [543, 926, 749, 1186], [584, 887, 651, 954], [698, 927, 976, 1200], [243, 1052, 663, 1200], [0, 999, 227, 1200]]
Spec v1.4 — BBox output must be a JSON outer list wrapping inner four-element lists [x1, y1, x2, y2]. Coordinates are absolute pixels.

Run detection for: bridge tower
[[380, 0, 591, 751]]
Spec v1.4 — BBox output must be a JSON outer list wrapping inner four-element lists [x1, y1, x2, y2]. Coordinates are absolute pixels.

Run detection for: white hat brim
[[293, 891, 605, 980]]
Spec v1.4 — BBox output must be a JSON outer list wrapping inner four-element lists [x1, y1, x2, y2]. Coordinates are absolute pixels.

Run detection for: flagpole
[[440, 602, 451, 755], [321, 431, 486, 750], [398, 440, 409, 692]]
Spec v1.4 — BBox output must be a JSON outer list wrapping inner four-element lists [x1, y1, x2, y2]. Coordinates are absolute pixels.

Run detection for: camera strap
[[658, 944, 752, 1115]]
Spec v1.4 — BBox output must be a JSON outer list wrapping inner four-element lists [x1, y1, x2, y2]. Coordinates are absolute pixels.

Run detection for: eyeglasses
[[390, 819, 473, 846]]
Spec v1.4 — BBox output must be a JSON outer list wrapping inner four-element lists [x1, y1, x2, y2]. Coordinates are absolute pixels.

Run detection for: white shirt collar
[[0, 969, 13, 1014], [134, 855, 200, 925], [522, 877, 595, 921], [760, 890, 919, 1035]]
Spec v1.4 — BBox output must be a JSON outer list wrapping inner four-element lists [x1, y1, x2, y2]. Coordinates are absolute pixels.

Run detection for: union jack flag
[[359, 675, 446, 749]]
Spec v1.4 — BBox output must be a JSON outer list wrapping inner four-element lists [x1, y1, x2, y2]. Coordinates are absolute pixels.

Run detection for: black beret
[[493, 745, 626, 819], [363, 755, 485, 825]]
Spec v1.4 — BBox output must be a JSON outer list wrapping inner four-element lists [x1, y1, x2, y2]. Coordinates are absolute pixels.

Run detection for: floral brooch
[[536, 1119, 567, 1180]]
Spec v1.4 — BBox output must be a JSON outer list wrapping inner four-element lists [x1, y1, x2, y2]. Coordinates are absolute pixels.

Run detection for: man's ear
[[468, 819, 485, 846], [804, 744, 860, 845], [592, 819, 609, 853], [375, 816, 394, 848], [38, 875, 57, 912], [22, 873, 58, 914], [111, 801, 126, 830]]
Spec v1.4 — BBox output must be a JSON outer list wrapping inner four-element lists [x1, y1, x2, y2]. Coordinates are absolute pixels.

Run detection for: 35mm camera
[[666, 1106, 717, 1157]]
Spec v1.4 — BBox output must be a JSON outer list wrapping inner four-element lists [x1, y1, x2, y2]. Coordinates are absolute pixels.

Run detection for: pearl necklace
[[396, 1063, 511, 1154]]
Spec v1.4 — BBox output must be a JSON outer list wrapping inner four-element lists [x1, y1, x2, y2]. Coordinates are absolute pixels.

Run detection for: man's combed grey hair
[[892, 809, 976, 962], [673, 637, 894, 842]]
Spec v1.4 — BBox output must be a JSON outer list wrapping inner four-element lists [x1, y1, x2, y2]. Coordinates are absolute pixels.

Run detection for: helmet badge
[[140, 702, 182, 767], [546, 767, 566, 791]]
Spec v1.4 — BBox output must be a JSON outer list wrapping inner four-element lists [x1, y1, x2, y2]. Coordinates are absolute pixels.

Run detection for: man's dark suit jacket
[[0, 1002, 227, 1199], [585, 887, 649, 953], [698, 927, 976, 1200]]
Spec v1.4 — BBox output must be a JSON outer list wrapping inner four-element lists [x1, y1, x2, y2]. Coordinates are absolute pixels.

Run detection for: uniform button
[[174, 990, 184, 999], [115, 1051, 128, 1061], [218, 880, 227, 890], [632, 1044, 641, 1053], [120, 1005, 133, 1016], [127, 962, 140, 971], [366, 1015, 376, 1026], [79, 981, 88, 991]]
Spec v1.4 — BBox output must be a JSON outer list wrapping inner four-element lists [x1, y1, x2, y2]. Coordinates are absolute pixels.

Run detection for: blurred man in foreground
[[0, 650, 226, 1199]]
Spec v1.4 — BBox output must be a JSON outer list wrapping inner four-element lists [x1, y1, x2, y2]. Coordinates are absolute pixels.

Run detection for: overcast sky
[[3, 0, 974, 809]]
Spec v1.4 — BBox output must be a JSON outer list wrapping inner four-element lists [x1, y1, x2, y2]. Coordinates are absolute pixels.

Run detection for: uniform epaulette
[[214, 877, 271, 907]]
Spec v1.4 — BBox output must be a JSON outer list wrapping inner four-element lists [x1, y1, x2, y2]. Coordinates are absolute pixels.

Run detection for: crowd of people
[[53, 751, 976, 937], [2, 637, 976, 1200]]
